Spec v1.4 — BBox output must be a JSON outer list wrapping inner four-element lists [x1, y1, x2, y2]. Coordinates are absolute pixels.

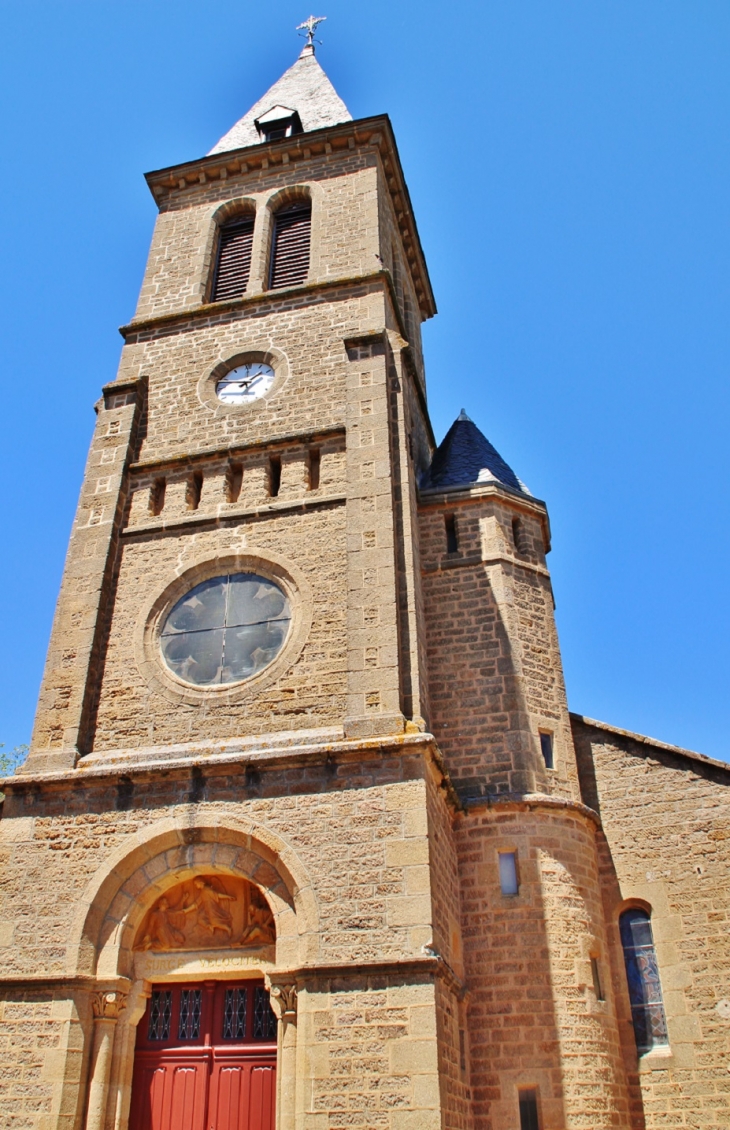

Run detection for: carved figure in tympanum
[[134, 875, 275, 952]]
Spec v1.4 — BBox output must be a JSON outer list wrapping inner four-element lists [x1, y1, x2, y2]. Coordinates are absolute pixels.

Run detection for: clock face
[[215, 362, 275, 405]]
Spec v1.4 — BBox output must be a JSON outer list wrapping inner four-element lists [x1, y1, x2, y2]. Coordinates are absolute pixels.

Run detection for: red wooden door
[[130, 983, 276, 1130], [209, 1056, 276, 1130], [130, 1054, 209, 1130]]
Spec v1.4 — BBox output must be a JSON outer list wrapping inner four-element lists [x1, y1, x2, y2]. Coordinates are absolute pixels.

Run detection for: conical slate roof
[[209, 48, 352, 154], [421, 410, 531, 495]]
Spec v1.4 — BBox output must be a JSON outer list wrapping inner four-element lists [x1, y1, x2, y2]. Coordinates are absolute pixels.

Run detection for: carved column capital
[[91, 991, 128, 1022], [269, 982, 297, 1022]]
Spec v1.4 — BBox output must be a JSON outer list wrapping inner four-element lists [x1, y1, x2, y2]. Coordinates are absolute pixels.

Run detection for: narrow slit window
[[268, 455, 282, 498], [226, 463, 243, 503], [539, 732, 554, 769], [512, 517, 523, 554], [212, 214, 255, 302], [518, 1088, 541, 1130], [445, 513, 458, 554], [149, 478, 166, 517], [307, 448, 321, 491], [186, 471, 203, 511], [499, 851, 519, 896], [591, 956, 605, 1001], [620, 908, 669, 1054], [269, 202, 311, 289]]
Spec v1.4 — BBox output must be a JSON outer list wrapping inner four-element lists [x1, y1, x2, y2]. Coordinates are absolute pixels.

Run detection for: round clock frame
[[215, 361, 276, 405]]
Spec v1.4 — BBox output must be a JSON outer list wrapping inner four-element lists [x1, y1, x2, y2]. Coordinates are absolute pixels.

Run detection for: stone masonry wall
[[299, 976, 443, 1130], [91, 505, 347, 751], [120, 291, 385, 465], [0, 749, 436, 980], [572, 717, 730, 1130], [419, 493, 580, 802], [0, 993, 85, 1130], [456, 803, 631, 1130], [134, 153, 381, 322]]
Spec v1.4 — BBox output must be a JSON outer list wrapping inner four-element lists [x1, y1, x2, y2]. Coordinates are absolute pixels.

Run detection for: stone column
[[85, 991, 128, 1130], [269, 982, 297, 1130]]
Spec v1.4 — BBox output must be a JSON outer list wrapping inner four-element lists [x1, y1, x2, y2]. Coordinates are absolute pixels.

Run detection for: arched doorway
[[130, 980, 276, 1130], [128, 875, 278, 1130], [73, 818, 316, 1130]]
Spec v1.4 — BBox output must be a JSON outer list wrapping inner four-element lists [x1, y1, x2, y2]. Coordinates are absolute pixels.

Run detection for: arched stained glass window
[[619, 908, 669, 1054]]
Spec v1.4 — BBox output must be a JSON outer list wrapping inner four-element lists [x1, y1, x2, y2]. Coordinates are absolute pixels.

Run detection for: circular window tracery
[[160, 573, 291, 687]]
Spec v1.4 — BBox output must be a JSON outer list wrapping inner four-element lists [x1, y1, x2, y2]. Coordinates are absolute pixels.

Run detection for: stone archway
[[72, 814, 317, 1130], [67, 813, 319, 980]]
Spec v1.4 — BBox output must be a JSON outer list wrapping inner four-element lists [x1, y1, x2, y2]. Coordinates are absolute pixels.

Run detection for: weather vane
[[297, 15, 327, 50]]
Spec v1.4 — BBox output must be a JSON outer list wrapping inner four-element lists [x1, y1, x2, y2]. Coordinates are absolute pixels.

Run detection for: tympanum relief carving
[[134, 876, 275, 952]]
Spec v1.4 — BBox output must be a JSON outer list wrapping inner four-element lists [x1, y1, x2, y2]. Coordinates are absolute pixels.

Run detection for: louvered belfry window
[[269, 202, 311, 289], [212, 214, 255, 301]]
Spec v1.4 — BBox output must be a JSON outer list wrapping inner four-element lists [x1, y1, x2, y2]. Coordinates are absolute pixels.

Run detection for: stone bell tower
[[0, 27, 641, 1130], [0, 30, 468, 1130], [25, 35, 434, 774]]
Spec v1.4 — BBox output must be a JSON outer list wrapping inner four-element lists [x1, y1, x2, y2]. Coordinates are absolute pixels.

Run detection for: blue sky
[[0, 1, 728, 760]]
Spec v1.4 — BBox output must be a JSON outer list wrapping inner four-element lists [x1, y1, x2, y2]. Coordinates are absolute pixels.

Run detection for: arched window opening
[[212, 213, 255, 302], [269, 202, 311, 289], [619, 908, 669, 1054]]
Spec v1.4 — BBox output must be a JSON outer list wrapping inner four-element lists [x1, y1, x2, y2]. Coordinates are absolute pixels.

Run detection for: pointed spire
[[209, 40, 351, 155], [421, 412, 532, 496]]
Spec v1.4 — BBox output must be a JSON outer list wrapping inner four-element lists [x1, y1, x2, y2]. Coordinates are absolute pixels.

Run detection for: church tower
[[0, 27, 640, 1130]]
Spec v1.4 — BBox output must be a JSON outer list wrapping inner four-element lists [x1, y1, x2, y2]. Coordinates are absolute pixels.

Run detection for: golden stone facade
[[1, 44, 728, 1130]]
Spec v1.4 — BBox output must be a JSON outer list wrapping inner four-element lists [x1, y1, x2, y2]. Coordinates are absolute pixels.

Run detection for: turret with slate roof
[[417, 397, 579, 802], [420, 408, 531, 496]]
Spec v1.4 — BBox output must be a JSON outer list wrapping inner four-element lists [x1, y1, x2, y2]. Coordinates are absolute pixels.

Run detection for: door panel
[[130, 1054, 209, 1130], [209, 1058, 276, 1130], [248, 1064, 276, 1130]]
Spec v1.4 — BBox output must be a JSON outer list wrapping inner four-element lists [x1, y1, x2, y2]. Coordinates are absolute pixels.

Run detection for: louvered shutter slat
[[212, 217, 254, 301], [270, 205, 311, 289]]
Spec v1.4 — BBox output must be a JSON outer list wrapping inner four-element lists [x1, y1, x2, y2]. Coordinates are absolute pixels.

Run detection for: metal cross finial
[[297, 15, 326, 49]]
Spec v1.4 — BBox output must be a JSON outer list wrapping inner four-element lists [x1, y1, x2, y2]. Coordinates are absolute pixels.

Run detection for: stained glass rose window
[[160, 573, 291, 686]]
